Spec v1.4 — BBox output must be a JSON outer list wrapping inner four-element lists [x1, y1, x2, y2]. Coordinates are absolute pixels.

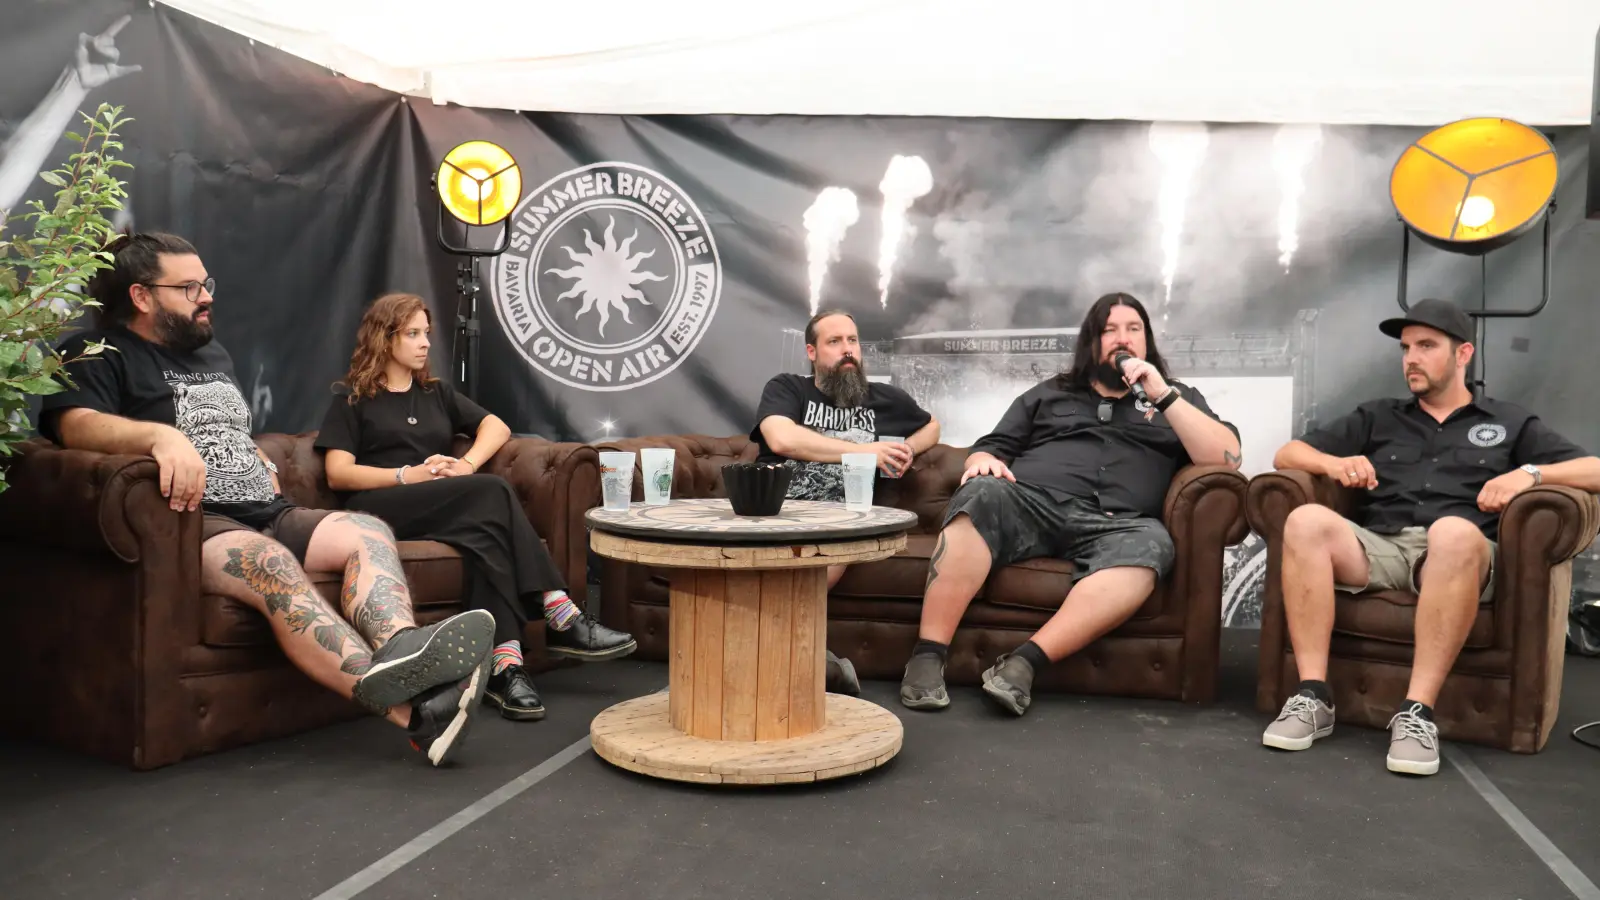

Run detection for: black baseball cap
[[1379, 298, 1474, 344]]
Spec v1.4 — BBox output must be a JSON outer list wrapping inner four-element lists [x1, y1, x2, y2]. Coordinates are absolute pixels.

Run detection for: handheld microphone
[[1113, 352, 1149, 403]]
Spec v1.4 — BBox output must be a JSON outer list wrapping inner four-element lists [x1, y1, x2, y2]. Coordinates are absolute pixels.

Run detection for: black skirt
[[344, 474, 566, 644]]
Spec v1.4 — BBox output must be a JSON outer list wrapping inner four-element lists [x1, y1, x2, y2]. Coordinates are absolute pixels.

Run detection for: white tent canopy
[[160, 0, 1599, 125]]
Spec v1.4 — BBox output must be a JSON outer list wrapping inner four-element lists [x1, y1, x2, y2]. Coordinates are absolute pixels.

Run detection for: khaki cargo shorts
[[1334, 523, 1496, 605]]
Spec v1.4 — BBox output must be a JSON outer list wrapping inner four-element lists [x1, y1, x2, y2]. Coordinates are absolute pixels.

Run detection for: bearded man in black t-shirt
[[41, 232, 495, 767], [751, 309, 941, 692]]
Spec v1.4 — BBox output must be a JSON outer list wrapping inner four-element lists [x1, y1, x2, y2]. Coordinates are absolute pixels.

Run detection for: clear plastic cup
[[640, 447, 675, 505], [840, 452, 877, 510], [598, 451, 636, 511], [878, 436, 906, 478]]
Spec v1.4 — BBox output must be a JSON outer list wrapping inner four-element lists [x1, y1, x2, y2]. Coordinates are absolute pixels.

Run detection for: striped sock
[[543, 592, 581, 631], [491, 640, 523, 675]]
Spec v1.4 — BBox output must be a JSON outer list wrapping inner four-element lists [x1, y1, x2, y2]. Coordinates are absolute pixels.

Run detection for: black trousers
[[345, 474, 567, 644]]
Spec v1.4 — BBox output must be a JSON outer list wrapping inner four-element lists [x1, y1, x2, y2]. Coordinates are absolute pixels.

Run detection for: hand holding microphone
[[1113, 351, 1167, 403]]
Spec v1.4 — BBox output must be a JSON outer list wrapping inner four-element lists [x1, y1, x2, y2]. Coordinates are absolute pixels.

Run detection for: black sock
[[1402, 699, 1434, 722], [1013, 640, 1051, 673], [1297, 679, 1333, 706], [912, 639, 948, 661]]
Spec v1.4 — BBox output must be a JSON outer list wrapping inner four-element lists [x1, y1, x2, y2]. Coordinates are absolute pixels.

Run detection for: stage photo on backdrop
[[3, 0, 1599, 631]]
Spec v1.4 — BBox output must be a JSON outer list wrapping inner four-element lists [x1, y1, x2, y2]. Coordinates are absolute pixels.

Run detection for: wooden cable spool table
[[585, 498, 916, 785]]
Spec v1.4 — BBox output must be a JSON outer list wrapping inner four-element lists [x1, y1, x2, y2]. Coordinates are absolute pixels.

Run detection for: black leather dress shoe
[[547, 613, 638, 662], [484, 664, 545, 721]]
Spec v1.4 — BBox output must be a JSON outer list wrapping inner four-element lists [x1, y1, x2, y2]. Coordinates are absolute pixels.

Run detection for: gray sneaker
[[980, 652, 1035, 716], [900, 653, 949, 710], [1386, 704, 1441, 775], [826, 650, 860, 695], [1262, 692, 1335, 751]]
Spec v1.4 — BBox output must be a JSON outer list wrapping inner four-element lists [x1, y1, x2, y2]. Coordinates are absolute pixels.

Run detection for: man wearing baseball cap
[[1261, 297, 1600, 775]]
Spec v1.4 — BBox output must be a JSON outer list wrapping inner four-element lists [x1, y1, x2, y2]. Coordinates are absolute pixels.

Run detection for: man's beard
[[154, 306, 213, 353], [1407, 363, 1453, 398], [817, 357, 870, 408]]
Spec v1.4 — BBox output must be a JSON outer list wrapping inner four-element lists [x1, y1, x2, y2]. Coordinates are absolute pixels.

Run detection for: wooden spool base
[[591, 692, 903, 786]]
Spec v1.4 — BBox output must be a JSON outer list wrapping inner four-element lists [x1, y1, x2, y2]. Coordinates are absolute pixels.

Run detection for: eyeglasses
[[141, 278, 216, 304]]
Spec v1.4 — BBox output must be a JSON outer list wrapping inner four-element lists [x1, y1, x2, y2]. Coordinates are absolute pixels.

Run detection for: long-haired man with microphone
[[1263, 298, 1600, 775], [899, 292, 1242, 715]]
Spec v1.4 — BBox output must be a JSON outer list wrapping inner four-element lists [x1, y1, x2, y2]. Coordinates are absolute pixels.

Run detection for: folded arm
[[324, 449, 428, 492], [458, 414, 512, 473]]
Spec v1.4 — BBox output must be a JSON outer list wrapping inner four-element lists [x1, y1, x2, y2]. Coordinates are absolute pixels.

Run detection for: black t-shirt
[[969, 376, 1239, 519], [40, 326, 287, 526], [1299, 396, 1587, 539], [314, 379, 491, 470], [749, 373, 933, 501]]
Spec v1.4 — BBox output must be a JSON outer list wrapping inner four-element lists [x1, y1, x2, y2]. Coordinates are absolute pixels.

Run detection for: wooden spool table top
[[586, 498, 916, 786], [587, 499, 917, 570]]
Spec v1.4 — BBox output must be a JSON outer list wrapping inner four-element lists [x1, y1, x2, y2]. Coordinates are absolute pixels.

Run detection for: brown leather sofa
[[0, 432, 597, 770], [595, 435, 1249, 702], [1246, 469, 1600, 753]]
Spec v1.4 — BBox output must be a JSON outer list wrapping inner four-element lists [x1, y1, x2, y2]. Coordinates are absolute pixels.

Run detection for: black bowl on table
[[721, 463, 793, 517]]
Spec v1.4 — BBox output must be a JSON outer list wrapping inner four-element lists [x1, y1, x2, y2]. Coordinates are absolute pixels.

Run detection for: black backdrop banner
[[5, 1, 1600, 624]]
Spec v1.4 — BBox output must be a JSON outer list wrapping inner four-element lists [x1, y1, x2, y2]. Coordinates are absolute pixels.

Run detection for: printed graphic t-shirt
[[41, 326, 287, 526], [749, 373, 933, 501]]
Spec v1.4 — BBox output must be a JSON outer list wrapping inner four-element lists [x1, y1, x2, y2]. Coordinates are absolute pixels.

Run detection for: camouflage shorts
[[942, 476, 1176, 582]]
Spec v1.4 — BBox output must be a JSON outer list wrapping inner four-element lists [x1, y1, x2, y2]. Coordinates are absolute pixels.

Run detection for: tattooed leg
[[201, 532, 390, 712], [303, 513, 417, 650], [917, 515, 994, 645]]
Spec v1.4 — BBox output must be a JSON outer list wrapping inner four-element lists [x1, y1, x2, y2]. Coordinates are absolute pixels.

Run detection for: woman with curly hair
[[316, 293, 635, 722]]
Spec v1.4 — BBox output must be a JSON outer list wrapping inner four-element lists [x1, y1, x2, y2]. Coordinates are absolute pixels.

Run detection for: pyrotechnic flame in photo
[[1147, 122, 1210, 320], [877, 155, 933, 308], [1272, 124, 1323, 271], [802, 187, 861, 315]]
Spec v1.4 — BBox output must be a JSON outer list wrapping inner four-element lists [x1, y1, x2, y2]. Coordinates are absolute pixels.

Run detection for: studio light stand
[[430, 141, 521, 402]]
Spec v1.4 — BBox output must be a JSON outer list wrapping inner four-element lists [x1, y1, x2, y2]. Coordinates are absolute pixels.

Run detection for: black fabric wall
[[4, 0, 1598, 456]]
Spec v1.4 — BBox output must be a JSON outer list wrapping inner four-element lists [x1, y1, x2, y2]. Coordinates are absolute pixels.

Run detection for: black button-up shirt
[[1300, 396, 1587, 540], [970, 377, 1238, 519]]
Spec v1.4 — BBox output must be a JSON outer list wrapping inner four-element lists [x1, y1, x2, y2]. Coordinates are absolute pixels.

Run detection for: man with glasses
[[40, 232, 497, 767], [898, 292, 1241, 716]]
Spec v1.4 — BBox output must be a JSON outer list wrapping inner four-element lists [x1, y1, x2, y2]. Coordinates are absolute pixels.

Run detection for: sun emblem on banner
[[489, 161, 722, 392], [545, 216, 668, 337]]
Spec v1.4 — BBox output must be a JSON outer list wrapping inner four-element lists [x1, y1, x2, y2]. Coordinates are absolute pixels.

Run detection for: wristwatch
[[1520, 463, 1542, 485], [1153, 385, 1181, 413]]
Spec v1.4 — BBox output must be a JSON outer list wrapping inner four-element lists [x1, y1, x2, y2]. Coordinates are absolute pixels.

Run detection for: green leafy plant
[[0, 102, 133, 494]]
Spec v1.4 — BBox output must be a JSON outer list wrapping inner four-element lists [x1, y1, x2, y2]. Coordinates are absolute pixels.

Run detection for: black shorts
[[202, 507, 336, 565], [941, 476, 1175, 582]]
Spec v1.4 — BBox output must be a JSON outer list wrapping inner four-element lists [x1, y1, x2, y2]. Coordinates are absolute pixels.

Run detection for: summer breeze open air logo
[[491, 162, 721, 391]]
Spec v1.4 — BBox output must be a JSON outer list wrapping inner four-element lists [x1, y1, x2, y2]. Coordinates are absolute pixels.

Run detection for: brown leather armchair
[[595, 435, 1249, 702], [0, 432, 598, 770], [1246, 469, 1600, 752]]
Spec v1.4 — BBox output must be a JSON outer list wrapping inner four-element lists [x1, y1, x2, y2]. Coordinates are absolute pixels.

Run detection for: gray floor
[[3, 630, 1598, 900]]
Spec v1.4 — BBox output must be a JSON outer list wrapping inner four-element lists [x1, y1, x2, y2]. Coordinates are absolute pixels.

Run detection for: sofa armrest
[[1159, 464, 1249, 702], [0, 438, 182, 562], [1243, 469, 1356, 539], [483, 438, 599, 595], [1498, 484, 1600, 567], [1495, 485, 1600, 726]]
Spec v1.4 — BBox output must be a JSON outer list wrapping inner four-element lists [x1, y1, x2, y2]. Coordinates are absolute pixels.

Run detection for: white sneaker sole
[[1262, 724, 1333, 751], [1386, 753, 1440, 776], [428, 659, 490, 767]]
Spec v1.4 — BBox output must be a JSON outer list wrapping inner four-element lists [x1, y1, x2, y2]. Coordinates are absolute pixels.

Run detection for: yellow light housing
[[436, 141, 520, 226], [1389, 117, 1557, 255]]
